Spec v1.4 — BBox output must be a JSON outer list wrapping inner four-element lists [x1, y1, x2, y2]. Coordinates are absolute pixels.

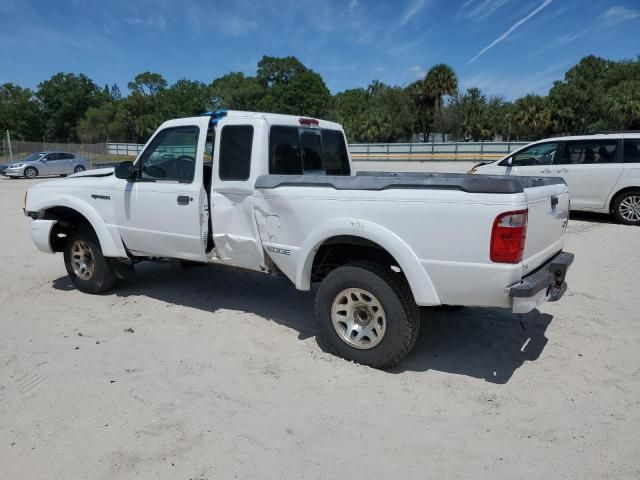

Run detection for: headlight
[[13, 163, 24, 167]]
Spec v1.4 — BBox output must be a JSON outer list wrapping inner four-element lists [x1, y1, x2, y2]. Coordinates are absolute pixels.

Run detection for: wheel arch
[[38, 198, 127, 257], [609, 186, 640, 213], [296, 218, 441, 306]]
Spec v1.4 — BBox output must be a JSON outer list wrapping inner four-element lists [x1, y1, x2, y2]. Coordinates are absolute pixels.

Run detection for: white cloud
[[468, 0, 553, 64], [601, 5, 640, 25], [349, 0, 359, 11], [458, 0, 510, 21], [123, 14, 167, 30], [400, 0, 428, 27], [460, 61, 570, 99], [217, 15, 256, 37]]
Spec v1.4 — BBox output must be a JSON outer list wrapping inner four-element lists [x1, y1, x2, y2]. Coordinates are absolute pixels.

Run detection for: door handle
[[541, 169, 552, 174], [177, 195, 191, 205]]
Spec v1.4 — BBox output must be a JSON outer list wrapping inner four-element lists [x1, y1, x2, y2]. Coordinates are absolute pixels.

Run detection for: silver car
[[4, 151, 89, 179]]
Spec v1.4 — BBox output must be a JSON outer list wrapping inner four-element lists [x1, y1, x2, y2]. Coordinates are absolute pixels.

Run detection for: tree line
[[1, 54, 639, 145]]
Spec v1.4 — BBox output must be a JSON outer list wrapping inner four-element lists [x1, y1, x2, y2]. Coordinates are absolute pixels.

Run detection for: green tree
[[127, 72, 168, 96], [512, 94, 552, 139], [256, 56, 307, 88], [0, 83, 44, 140], [608, 80, 640, 130], [422, 64, 458, 135], [37, 73, 103, 141], [77, 102, 128, 142], [258, 60, 330, 117], [210, 72, 264, 110]]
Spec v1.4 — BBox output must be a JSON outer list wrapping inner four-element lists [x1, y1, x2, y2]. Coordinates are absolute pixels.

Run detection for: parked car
[[24, 111, 574, 368], [4, 151, 88, 179], [471, 133, 640, 225]]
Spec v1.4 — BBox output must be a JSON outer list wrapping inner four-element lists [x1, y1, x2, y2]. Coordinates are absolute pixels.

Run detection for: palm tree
[[609, 80, 640, 129], [422, 64, 458, 138], [512, 94, 552, 139]]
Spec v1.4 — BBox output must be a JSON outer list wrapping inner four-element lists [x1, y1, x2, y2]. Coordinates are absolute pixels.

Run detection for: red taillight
[[299, 117, 319, 126], [490, 209, 528, 263]]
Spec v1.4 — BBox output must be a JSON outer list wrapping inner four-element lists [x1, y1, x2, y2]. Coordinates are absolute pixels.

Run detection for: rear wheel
[[24, 167, 38, 179], [74, 165, 86, 174], [315, 261, 420, 368], [613, 190, 640, 226], [63, 227, 116, 293]]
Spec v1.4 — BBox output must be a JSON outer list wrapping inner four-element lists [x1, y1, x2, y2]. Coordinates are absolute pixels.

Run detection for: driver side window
[[138, 126, 199, 183], [502, 142, 558, 167]]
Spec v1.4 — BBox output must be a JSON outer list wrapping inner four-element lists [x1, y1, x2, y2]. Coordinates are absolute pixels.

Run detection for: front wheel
[[315, 261, 420, 368], [24, 167, 38, 179], [63, 227, 116, 293], [613, 190, 640, 226]]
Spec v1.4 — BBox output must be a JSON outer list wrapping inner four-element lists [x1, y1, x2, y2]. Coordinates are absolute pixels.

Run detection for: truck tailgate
[[522, 181, 570, 272]]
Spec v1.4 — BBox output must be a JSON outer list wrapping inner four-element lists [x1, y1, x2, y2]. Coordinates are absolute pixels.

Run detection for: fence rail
[[2, 140, 531, 167]]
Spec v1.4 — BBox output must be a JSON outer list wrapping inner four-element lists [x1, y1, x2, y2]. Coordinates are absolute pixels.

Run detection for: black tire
[[612, 190, 640, 226], [74, 165, 86, 174], [315, 261, 420, 368], [63, 226, 116, 293], [24, 167, 38, 179]]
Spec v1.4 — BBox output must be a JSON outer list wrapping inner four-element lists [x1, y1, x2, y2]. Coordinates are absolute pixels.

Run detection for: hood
[[68, 167, 114, 178]]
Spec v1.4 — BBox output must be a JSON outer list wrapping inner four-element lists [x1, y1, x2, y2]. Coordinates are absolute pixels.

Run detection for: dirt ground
[[1, 165, 639, 480]]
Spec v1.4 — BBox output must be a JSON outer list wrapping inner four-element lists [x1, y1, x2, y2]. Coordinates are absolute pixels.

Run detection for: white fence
[[106, 141, 529, 162]]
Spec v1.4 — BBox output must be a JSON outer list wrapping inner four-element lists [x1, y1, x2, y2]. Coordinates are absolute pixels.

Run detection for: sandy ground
[[1, 165, 639, 480]]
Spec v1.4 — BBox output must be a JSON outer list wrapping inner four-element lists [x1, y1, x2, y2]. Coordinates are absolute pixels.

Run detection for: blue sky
[[0, 0, 638, 99]]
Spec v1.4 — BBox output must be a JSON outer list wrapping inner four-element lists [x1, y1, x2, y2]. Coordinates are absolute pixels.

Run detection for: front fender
[[295, 218, 441, 306], [30, 194, 127, 258]]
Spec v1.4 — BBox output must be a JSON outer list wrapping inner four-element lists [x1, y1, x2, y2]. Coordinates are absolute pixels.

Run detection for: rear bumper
[[509, 251, 574, 313]]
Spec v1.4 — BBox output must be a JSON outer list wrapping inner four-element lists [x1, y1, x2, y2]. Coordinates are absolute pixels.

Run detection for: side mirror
[[114, 161, 135, 180]]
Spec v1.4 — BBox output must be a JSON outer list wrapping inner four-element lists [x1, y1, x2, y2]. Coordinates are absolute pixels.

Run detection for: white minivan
[[472, 133, 640, 225]]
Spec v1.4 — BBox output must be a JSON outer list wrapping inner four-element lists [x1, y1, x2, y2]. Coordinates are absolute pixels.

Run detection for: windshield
[[20, 152, 45, 163]]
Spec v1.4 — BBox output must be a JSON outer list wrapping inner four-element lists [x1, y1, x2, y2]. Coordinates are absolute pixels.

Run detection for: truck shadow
[[392, 307, 552, 383], [52, 263, 552, 384]]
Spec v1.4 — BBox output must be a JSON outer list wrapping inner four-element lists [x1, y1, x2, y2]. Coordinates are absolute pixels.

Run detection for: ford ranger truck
[[24, 110, 574, 368]]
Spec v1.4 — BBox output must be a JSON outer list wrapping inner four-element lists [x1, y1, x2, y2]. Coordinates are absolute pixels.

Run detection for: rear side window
[[219, 125, 253, 181], [558, 140, 619, 164], [269, 126, 350, 175], [60, 153, 74, 160], [623, 139, 640, 163]]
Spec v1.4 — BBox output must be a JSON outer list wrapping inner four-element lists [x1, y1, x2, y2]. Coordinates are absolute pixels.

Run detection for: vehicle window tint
[[623, 139, 640, 163], [503, 143, 558, 166], [219, 125, 253, 181], [45, 153, 59, 161], [300, 131, 323, 173], [269, 126, 350, 175], [270, 126, 303, 175], [60, 153, 74, 160], [558, 141, 618, 165], [139, 126, 199, 183], [321, 129, 350, 175]]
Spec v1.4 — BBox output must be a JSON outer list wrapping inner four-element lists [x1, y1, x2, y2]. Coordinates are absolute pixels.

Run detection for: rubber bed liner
[[255, 172, 566, 194]]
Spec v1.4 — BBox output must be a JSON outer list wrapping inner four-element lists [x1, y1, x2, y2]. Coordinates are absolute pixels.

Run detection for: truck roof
[[204, 110, 344, 131]]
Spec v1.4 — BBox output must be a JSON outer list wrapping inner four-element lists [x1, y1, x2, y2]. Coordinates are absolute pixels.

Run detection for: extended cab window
[[269, 126, 350, 175], [501, 142, 558, 166], [139, 126, 199, 183], [558, 140, 618, 164], [623, 139, 640, 163], [219, 125, 253, 181]]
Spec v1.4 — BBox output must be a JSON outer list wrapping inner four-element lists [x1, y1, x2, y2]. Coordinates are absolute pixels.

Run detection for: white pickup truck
[[24, 111, 574, 367]]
